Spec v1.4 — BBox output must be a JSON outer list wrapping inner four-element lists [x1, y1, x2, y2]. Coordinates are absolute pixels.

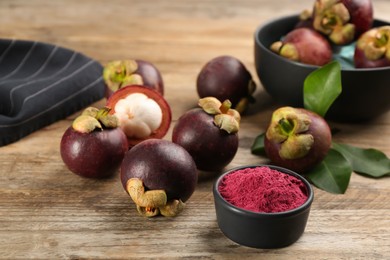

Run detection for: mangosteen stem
[[95, 107, 119, 128], [219, 100, 232, 114], [234, 98, 249, 114], [322, 16, 336, 27], [126, 178, 167, 209], [279, 118, 294, 135], [234, 80, 256, 114], [376, 32, 389, 47], [96, 107, 110, 119]]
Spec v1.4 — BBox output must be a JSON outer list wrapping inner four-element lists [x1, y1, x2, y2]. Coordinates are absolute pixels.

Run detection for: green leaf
[[332, 142, 390, 178], [303, 61, 342, 117], [251, 133, 266, 156], [306, 149, 352, 194]]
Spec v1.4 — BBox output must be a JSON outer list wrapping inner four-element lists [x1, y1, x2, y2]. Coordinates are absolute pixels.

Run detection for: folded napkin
[[0, 39, 105, 147]]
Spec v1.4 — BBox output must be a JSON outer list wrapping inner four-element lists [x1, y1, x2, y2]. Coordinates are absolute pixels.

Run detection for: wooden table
[[1, 0, 389, 258]]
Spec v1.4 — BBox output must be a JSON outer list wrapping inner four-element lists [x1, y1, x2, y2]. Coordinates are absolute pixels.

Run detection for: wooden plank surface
[[0, 0, 389, 258]]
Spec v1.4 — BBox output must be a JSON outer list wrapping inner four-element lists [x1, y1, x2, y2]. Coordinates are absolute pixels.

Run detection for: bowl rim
[[254, 14, 390, 72], [213, 164, 314, 218]]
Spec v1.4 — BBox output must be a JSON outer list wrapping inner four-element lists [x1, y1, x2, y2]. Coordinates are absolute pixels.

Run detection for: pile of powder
[[218, 166, 308, 213]]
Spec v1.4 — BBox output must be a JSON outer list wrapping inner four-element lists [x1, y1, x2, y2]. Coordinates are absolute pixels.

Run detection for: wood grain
[[0, 0, 389, 259]]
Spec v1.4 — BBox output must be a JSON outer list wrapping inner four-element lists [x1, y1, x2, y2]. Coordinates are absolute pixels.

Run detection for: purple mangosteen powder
[[218, 166, 308, 213]]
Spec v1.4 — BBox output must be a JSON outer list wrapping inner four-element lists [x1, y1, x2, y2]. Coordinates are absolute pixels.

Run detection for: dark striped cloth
[[0, 39, 105, 147]]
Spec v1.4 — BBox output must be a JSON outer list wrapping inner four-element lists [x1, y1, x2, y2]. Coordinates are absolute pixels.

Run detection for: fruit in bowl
[[254, 14, 390, 122], [310, 0, 373, 45], [270, 27, 332, 66], [354, 26, 390, 68]]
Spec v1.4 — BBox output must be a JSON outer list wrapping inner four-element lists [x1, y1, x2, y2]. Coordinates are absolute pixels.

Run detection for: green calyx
[[234, 80, 257, 114], [72, 107, 119, 133], [266, 107, 314, 160], [270, 41, 300, 62], [357, 26, 390, 61], [313, 0, 355, 45], [198, 97, 241, 134], [126, 178, 185, 218], [103, 60, 144, 92]]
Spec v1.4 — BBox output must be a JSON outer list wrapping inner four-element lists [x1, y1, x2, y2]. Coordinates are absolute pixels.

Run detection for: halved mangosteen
[[106, 85, 172, 148]]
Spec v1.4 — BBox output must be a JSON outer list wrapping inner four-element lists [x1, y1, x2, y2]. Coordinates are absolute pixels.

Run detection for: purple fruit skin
[[196, 55, 252, 107], [136, 59, 164, 96], [283, 28, 332, 66], [120, 139, 198, 202], [354, 48, 390, 68], [172, 108, 239, 172], [341, 0, 373, 37], [60, 127, 128, 178], [264, 109, 332, 174]]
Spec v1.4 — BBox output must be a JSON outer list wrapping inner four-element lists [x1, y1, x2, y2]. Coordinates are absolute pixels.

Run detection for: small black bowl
[[213, 164, 314, 249], [254, 15, 390, 122]]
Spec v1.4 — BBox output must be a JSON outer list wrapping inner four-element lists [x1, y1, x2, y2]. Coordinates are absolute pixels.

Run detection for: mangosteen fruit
[[311, 0, 373, 45], [264, 106, 332, 174], [270, 28, 332, 66], [172, 97, 240, 172], [103, 59, 164, 98], [120, 139, 198, 217], [60, 107, 128, 178], [106, 85, 172, 148], [196, 55, 256, 113], [354, 26, 390, 68], [295, 9, 315, 29]]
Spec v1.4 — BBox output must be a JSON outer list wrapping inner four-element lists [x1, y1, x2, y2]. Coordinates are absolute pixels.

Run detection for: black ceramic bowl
[[213, 164, 314, 249], [254, 15, 390, 122]]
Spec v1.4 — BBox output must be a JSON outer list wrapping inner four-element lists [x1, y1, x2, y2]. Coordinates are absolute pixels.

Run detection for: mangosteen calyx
[[198, 97, 241, 134], [159, 199, 185, 217], [126, 178, 185, 217], [72, 107, 119, 134], [270, 42, 300, 62], [103, 60, 144, 92], [234, 79, 257, 114], [266, 107, 314, 160], [357, 26, 390, 61], [313, 0, 355, 45]]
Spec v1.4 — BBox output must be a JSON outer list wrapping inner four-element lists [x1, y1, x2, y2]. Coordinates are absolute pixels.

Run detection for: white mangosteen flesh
[[114, 93, 163, 139]]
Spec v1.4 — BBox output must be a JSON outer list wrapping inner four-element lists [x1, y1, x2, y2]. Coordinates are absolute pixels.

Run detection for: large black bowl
[[254, 15, 390, 122]]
